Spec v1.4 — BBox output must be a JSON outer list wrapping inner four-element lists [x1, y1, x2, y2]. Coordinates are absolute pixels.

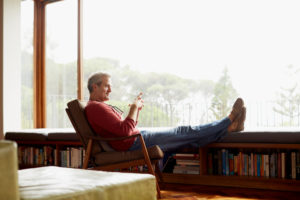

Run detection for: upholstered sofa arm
[[0, 140, 19, 200]]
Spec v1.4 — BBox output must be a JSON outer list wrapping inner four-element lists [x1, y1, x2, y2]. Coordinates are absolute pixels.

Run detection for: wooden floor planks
[[160, 183, 300, 200]]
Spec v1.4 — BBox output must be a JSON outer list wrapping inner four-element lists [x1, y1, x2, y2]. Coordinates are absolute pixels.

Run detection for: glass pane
[[83, 0, 300, 128], [46, 0, 78, 128], [21, 0, 34, 129]]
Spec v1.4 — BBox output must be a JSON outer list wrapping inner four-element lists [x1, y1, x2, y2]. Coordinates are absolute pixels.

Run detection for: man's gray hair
[[87, 72, 111, 93]]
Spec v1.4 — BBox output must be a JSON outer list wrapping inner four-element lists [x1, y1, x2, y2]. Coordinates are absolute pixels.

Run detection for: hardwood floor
[[160, 183, 300, 200]]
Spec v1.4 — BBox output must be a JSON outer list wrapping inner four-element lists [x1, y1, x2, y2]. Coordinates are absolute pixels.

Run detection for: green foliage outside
[[210, 67, 238, 120], [273, 65, 300, 126], [21, 51, 246, 128], [109, 100, 178, 127]]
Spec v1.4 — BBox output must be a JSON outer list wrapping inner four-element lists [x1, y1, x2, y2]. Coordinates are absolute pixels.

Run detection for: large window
[[83, 0, 300, 128], [45, 0, 78, 128], [21, 0, 34, 128], [21, 0, 300, 129]]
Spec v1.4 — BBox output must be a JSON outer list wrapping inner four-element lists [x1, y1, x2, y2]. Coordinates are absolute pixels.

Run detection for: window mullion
[[33, 0, 46, 128], [77, 0, 83, 100]]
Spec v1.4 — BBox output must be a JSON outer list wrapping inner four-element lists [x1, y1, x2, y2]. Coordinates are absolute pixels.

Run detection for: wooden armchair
[[66, 99, 164, 198]]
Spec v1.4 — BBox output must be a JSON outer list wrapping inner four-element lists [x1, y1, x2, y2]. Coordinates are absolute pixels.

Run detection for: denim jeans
[[129, 117, 231, 152]]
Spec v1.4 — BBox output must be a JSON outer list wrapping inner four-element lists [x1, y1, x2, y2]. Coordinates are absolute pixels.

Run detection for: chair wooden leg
[[83, 139, 93, 169], [154, 161, 163, 182], [154, 161, 165, 191], [155, 161, 164, 181], [138, 135, 161, 198]]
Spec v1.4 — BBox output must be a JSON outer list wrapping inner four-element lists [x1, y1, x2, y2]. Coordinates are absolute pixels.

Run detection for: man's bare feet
[[228, 107, 246, 133], [228, 98, 244, 122]]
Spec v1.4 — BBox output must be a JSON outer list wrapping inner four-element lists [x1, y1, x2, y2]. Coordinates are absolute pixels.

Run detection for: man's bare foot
[[228, 107, 246, 133], [228, 98, 244, 122]]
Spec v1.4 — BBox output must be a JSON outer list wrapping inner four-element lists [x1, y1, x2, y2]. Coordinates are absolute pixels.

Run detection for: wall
[[0, 0, 21, 139]]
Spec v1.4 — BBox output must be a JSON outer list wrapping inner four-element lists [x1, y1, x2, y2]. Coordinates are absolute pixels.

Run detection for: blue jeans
[[129, 117, 231, 152]]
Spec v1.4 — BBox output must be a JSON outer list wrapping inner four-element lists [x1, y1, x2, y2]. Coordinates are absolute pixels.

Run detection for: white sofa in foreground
[[0, 140, 157, 200]]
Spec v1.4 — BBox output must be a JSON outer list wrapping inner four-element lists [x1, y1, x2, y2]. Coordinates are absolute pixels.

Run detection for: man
[[85, 72, 246, 152]]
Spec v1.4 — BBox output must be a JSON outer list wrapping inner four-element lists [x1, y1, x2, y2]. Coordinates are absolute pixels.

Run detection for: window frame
[[33, 0, 83, 128]]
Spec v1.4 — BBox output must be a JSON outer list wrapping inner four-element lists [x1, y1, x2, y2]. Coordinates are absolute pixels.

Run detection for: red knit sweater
[[85, 100, 139, 151]]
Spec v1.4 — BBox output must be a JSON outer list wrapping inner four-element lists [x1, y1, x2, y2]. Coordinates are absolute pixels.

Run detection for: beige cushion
[[94, 145, 164, 166], [0, 140, 19, 200], [19, 166, 157, 200]]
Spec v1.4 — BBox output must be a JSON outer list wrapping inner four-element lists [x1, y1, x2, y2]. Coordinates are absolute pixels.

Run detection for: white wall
[[0, 0, 21, 139]]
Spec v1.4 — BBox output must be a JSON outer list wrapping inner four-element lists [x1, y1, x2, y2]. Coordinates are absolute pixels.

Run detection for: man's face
[[93, 76, 112, 102]]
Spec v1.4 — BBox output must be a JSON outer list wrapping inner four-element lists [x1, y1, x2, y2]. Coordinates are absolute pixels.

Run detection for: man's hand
[[135, 92, 144, 110], [127, 92, 144, 122], [130, 92, 144, 111]]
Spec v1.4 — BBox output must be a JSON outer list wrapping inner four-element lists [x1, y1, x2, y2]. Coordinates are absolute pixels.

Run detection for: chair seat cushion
[[94, 145, 164, 166]]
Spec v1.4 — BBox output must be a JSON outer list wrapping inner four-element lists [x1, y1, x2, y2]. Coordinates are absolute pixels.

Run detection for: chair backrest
[[66, 99, 102, 155]]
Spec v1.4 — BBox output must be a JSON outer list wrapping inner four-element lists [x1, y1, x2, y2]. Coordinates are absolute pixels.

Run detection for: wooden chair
[[66, 99, 164, 198]]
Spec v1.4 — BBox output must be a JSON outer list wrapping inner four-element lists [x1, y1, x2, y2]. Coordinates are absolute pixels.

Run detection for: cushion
[[47, 128, 80, 141], [5, 129, 49, 141], [18, 166, 156, 200], [220, 128, 300, 144], [94, 145, 164, 166], [67, 99, 103, 154]]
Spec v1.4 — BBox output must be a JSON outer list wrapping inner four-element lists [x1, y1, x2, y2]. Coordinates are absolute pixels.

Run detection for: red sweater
[[85, 100, 139, 151]]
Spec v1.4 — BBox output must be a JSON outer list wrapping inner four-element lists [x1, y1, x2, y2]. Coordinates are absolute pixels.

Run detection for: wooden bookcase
[[16, 140, 83, 169], [16, 140, 300, 191], [162, 143, 300, 192]]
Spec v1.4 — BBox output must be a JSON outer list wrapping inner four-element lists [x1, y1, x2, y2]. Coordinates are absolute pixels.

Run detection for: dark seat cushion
[[47, 129, 79, 141], [94, 145, 164, 166]]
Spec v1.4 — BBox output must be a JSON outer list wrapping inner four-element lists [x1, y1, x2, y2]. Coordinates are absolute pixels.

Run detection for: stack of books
[[172, 153, 200, 174]]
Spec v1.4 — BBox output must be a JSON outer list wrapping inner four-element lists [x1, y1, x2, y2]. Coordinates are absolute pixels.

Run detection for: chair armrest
[[85, 133, 140, 142]]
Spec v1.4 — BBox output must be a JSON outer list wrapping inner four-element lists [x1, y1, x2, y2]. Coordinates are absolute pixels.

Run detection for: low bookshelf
[[16, 140, 83, 169], [162, 142, 300, 192], [7, 129, 300, 191]]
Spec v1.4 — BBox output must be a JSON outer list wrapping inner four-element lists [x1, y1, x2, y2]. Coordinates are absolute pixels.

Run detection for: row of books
[[18, 146, 85, 168], [207, 149, 300, 179], [172, 153, 200, 174], [18, 146, 54, 166], [113, 165, 149, 173], [60, 147, 85, 168]]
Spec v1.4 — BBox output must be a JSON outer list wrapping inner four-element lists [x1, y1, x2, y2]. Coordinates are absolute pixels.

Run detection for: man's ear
[[92, 83, 98, 91]]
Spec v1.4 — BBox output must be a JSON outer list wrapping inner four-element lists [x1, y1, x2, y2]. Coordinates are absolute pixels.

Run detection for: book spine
[[225, 150, 229, 176], [229, 153, 234, 176], [282, 152, 286, 179], [218, 150, 222, 175], [257, 154, 261, 177], [277, 152, 281, 178], [296, 151, 300, 180], [222, 149, 226, 175], [291, 152, 296, 179], [265, 154, 269, 177]]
